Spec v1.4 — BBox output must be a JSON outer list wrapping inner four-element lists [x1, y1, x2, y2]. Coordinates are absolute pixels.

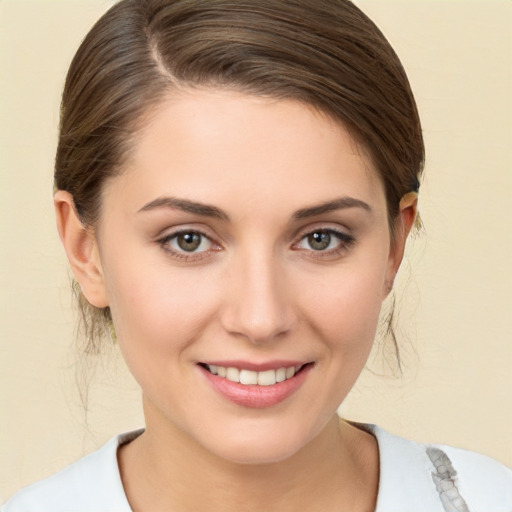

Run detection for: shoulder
[[1, 430, 141, 512], [357, 423, 512, 512]]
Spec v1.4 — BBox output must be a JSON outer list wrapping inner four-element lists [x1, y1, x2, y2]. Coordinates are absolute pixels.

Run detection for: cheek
[[298, 253, 390, 353], [104, 255, 221, 358]]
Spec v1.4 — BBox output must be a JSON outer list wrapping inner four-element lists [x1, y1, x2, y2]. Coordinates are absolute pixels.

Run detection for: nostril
[[219, 260, 297, 344], [220, 299, 297, 344]]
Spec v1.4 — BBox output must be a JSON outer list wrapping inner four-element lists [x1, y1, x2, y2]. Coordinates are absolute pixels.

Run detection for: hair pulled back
[[55, 0, 424, 361]]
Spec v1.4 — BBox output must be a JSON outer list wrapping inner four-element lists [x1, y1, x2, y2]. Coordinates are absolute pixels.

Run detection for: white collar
[[112, 424, 446, 512]]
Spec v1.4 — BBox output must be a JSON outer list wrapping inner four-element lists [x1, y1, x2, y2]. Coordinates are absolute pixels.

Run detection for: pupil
[[177, 232, 201, 251], [308, 231, 330, 250]]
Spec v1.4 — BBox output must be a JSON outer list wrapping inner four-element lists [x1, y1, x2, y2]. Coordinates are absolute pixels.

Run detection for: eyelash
[[157, 227, 356, 262], [157, 229, 220, 262], [292, 228, 356, 259]]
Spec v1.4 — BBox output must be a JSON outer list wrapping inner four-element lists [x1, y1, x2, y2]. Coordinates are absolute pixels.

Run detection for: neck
[[118, 410, 379, 512]]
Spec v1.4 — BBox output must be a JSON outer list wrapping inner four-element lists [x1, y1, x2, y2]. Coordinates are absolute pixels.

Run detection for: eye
[[305, 231, 334, 251], [294, 228, 355, 254], [160, 230, 215, 255]]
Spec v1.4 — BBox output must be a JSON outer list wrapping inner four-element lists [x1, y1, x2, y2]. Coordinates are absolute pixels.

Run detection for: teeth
[[225, 367, 240, 383], [257, 369, 276, 386], [240, 369, 258, 385], [206, 364, 302, 386]]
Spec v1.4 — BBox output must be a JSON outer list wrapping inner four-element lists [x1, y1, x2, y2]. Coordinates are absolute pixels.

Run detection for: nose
[[220, 251, 297, 345]]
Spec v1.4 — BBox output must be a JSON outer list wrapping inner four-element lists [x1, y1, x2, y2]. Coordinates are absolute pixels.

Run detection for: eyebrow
[[138, 195, 371, 222], [292, 196, 372, 220], [138, 197, 229, 221]]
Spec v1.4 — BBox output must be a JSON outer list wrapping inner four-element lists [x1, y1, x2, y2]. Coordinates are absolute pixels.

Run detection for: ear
[[54, 190, 109, 308], [384, 192, 418, 296]]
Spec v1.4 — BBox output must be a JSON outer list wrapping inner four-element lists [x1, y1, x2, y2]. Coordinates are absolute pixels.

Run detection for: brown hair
[[55, 0, 424, 366]]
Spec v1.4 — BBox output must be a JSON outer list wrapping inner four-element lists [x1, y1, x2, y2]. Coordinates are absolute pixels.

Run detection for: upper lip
[[198, 360, 311, 372]]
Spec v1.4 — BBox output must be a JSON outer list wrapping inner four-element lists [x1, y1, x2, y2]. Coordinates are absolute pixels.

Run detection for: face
[[91, 90, 403, 464]]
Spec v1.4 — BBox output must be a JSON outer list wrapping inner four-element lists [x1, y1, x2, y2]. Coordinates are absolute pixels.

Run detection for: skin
[[55, 89, 417, 511]]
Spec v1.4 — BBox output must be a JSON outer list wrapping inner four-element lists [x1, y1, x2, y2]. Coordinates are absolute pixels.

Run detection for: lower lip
[[199, 365, 312, 409]]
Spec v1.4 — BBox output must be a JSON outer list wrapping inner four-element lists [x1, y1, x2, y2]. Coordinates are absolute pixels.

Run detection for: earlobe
[[54, 190, 109, 308], [384, 192, 418, 297]]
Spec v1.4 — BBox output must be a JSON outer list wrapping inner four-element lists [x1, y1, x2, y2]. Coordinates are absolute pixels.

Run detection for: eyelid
[[156, 227, 223, 261], [293, 222, 353, 241], [291, 224, 356, 257], [154, 222, 355, 262]]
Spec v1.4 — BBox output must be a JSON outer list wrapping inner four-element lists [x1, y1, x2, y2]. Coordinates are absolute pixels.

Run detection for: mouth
[[198, 361, 314, 408], [198, 362, 313, 386]]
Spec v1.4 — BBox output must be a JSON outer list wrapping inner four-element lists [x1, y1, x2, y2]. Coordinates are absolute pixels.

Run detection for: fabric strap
[[427, 447, 471, 512]]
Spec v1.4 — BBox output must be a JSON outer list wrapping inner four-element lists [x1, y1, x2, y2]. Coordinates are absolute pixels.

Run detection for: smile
[[204, 364, 303, 386], [198, 361, 313, 408]]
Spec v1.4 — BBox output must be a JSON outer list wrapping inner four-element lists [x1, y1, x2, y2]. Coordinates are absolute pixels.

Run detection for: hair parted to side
[[55, 0, 424, 370]]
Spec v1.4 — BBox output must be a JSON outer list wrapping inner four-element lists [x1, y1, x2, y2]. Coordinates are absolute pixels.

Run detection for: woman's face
[[93, 90, 403, 464]]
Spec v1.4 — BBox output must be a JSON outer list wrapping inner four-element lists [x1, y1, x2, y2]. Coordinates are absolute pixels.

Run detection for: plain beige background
[[1, 0, 511, 502]]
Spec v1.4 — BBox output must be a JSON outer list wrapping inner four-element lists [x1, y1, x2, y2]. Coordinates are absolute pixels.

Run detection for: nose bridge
[[221, 246, 295, 344]]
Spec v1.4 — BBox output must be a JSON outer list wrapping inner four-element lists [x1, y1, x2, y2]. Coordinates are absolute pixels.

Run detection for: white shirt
[[2, 425, 511, 512]]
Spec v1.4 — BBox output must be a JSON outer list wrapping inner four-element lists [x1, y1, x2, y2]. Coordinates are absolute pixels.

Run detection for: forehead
[[104, 89, 386, 218]]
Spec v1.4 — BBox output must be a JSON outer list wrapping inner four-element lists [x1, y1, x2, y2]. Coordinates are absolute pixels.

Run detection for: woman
[[2, 1, 510, 511]]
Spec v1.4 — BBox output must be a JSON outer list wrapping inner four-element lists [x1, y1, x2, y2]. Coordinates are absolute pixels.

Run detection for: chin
[[213, 438, 303, 466], [195, 417, 322, 466]]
